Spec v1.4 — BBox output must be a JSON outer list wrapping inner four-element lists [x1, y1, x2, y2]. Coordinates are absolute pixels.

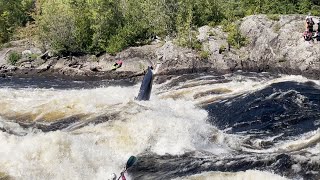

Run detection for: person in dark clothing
[[315, 20, 320, 41], [304, 16, 315, 41], [306, 16, 315, 32]]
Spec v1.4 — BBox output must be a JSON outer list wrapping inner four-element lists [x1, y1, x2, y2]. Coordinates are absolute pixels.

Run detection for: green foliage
[[28, 53, 38, 60], [199, 50, 210, 59], [3, 0, 320, 55], [0, 42, 12, 50], [208, 31, 216, 37], [227, 23, 248, 49], [273, 23, 281, 33], [7, 51, 21, 65], [14, 25, 35, 40], [88, 55, 99, 62], [0, 0, 35, 43], [221, 19, 237, 33], [219, 44, 227, 53], [267, 14, 280, 21], [37, 1, 81, 55]]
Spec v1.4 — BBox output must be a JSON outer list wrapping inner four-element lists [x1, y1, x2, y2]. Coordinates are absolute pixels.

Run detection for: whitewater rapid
[[0, 73, 319, 179]]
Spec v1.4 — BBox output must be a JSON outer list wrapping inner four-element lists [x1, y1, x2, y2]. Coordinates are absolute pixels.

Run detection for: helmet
[[109, 173, 117, 180]]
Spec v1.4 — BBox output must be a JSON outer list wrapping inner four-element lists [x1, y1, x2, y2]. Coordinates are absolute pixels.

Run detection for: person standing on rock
[[315, 20, 320, 41], [304, 16, 314, 41], [305, 16, 314, 32]]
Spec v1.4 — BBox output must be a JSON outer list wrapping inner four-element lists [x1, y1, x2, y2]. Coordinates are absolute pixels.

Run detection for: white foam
[[155, 74, 320, 105], [0, 86, 138, 122], [0, 91, 228, 179]]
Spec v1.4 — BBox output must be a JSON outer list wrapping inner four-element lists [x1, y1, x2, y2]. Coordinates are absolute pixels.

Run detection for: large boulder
[[156, 41, 211, 74], [198, 15, 320, 78]]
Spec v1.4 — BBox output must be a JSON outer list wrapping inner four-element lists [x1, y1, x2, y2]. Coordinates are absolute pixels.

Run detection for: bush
[[227, 23, 248, 49], [267, 14, 280, 21], [7, 51, 21, 65], [208, 31, 216, 37], [106, 24, 144, 55], [106, 34, 127, 55], [199, 50, 210, 59], [273, 23, 281, 33], [28, 53, 38, 60], [221, 19, 230, 32], [0, 43, 13, 50], [13, 23, 37, 41], [219, 44, 226, 54], [0, 0, 35, 44]]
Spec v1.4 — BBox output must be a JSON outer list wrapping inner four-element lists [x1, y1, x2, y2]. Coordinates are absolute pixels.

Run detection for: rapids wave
[[0, 72, 319, 180]]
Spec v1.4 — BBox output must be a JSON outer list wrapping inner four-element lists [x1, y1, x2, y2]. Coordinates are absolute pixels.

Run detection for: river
[[0, 72, 319, 180]]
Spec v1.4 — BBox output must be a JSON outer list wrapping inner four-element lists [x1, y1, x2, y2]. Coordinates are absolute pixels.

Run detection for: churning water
[[0, 72, 319, 180]]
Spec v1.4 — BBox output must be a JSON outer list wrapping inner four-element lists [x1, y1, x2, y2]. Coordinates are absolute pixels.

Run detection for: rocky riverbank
[[0, 15, 319, 81]]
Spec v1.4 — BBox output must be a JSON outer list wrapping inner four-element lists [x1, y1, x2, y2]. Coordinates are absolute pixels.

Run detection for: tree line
[[1, 0, 320, 55]]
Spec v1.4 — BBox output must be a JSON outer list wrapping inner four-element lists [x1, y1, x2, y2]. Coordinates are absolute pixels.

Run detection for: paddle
[[117, 156, 137, 180]]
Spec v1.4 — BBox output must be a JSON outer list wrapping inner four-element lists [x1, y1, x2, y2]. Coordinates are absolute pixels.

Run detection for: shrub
[[28, 53, 38, 60], [208, 31, 216, 37], [227, 23, 248, 49], [267, 14, 280, 21], [7, 51, 21, 65], [13, 23, 37, 41], [106, 24, 141, 55], [208, 21, 218, 27], [192, 40, 203, 51], [88, 55, 99, 62], [0, 43, 12, 50], [200, 50, 210, 59], [219, 44, 226, 54], [221, 19, 230, 32], [273, 23, 281, 33]]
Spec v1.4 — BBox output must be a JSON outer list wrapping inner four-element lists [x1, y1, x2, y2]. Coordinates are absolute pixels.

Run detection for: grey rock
[[20, 62, 32, 69], [30, 47, 42, 54], [22, 50, 32, 57], [7, 65, 17, 71], [197, 26, 210, 42], [194, 15, 320, 78]]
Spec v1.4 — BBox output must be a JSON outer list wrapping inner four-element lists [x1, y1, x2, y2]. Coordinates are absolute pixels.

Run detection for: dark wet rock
[[274, 154, 293, 174], [129, 152, 320, 180]]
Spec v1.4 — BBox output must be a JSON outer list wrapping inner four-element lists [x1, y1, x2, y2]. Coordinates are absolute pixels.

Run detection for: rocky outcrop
[[240, 15, 320, 76], [0, 15, 319, 80], [154, 14, 320, 78], [201, 15, 320, 78]]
